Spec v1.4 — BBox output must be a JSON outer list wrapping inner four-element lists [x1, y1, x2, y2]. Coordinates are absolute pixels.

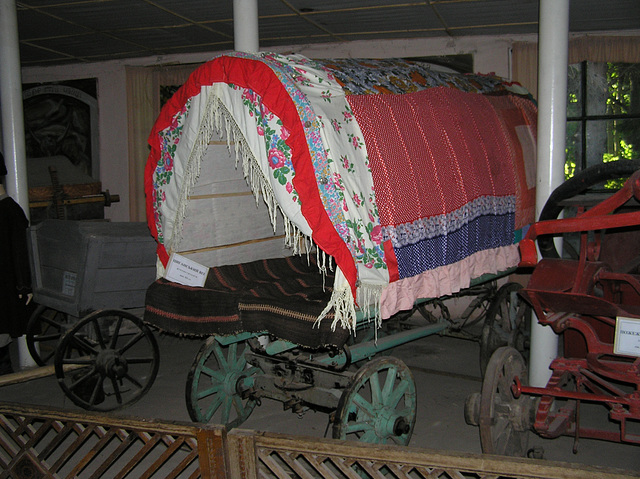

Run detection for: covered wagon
[[139, 52, 538, 444]]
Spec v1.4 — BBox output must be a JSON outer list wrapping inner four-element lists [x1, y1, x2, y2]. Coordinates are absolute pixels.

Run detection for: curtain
[[512, 35, 640, 100], [126, 64, 200, 221], [126, 66, 155, 222]]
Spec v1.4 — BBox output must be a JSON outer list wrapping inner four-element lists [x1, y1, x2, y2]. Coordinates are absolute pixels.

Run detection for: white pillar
[[0, 0, 29, 215], [1, 0, 37, 370], [529, 0, 569, 387], [233, 0, 259, 53]]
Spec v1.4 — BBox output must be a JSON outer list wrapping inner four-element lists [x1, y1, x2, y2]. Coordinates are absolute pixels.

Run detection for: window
[[566, 61, 640, 188]]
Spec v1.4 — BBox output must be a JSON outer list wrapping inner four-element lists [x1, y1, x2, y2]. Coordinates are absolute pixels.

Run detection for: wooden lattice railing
[[227, 429, 637, 479], [1, 402, 637, 479], [0, 403, 226, 479]]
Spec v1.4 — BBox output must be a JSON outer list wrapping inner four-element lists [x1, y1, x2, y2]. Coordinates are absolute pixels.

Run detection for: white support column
[[233, 0, 259, 53], [1, 0, 37, 370], [529, 0, 569, 387], [0, 0, 29, 215]]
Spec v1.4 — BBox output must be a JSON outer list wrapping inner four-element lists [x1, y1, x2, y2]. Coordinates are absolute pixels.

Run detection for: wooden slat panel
[[176, 125, 296, 268], [190, 143, 250, 197], [0, 403, 210, 479], [197, 428, 227, 479], [248, 431, 638, 479], [179, 237, 290, 268], [188, 191, 254, 200], [191, 177, 252, 197], [177, 195, 284, 254], [226, 429, 258, 479], [179, 235, 286, 255]]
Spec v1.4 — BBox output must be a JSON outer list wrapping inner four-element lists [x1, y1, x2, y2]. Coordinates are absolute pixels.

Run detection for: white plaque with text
[[614, 316, 640, 357], [165, 253, 209, 287]]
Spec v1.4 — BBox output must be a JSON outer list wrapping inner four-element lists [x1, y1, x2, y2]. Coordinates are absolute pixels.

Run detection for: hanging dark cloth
[[0, 194, 31, 337]]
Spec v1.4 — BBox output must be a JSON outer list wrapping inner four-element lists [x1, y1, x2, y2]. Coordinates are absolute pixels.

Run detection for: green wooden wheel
[[186, 337, 262, 428], [333, 357, 416, 445]]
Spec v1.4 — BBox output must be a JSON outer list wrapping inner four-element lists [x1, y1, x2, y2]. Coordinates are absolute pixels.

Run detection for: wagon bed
[[28, 219, 156, 318]]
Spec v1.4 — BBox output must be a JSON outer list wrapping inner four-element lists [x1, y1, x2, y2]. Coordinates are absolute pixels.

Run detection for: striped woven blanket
[[144, 256, 350, 348]]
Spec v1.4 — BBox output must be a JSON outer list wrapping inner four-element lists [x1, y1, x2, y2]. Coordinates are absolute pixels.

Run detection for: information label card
[[165, 253, 209, 287], [614, 316, 640, 357]]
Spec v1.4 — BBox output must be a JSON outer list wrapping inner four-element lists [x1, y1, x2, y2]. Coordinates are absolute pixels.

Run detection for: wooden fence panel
[[0, 402, 224, 479], [1, 403, 637, 479], [238, 430, 639, 479]]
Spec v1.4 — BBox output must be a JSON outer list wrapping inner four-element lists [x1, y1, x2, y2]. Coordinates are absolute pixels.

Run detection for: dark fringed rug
[[144, 256, 350, 348]]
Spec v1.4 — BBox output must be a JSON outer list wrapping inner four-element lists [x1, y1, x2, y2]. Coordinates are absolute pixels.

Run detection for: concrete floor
[[1, 317, 639, 476]]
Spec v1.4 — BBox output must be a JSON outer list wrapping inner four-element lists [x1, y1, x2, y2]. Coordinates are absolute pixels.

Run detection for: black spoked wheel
[[185, 337, 262, 428], [54, 310, 159, 412], [26, 305, 74, 366], [479, 282, 531, 377], [333, 357, 416, 445], [538, 160, 640, 259], [479, 346, 531, 456]]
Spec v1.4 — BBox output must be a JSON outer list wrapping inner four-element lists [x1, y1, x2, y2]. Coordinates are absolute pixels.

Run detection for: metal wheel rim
[[479, 346, 530, 456], [333, 357, 416, 445], [185, 337, 261, 428], [54, 309, 159, 412]]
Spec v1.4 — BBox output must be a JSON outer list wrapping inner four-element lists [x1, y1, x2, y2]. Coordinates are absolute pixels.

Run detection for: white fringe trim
[[357, 282, 384, 330], [168, 87, 385, 333], [316, 283, 357, 332], [169, 92, 217, 255], [214, 98, 310, 256], [315, 271, 384, 333], [169, 90, 307, 257]]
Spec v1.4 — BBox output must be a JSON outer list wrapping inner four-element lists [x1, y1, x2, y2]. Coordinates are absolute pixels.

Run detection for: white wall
[[285, 36, 518, 78], [14, 32, 571, 221]]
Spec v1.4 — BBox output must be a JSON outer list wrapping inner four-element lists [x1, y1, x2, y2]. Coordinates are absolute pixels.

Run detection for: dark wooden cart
[[25, 219, 160, 412]]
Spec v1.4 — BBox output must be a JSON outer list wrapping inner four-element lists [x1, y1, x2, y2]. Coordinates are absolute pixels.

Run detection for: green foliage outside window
[[565, 62, 640, 189]]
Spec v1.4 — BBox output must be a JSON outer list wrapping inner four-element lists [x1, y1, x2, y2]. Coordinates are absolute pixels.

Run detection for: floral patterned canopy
[[145, 52, 537, 330]]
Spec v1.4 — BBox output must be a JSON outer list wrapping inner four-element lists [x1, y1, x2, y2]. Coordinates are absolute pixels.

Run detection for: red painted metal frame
[[514, 170, 640, 447], [519, 170, 640, 268]]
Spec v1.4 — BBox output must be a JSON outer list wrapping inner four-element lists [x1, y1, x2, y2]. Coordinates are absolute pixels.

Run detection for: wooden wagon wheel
[[479, 282, 531, 377], [185, 337, 262, 428], [26, 305, 74, 366], [54, 309, 159, 412], [333, 357, 416, 445], [479, 346, 532, 456], [455, 284, 495, 329]]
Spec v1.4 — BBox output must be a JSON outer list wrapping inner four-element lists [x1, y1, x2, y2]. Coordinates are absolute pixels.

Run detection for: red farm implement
[[467, 164, 640, 457]]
